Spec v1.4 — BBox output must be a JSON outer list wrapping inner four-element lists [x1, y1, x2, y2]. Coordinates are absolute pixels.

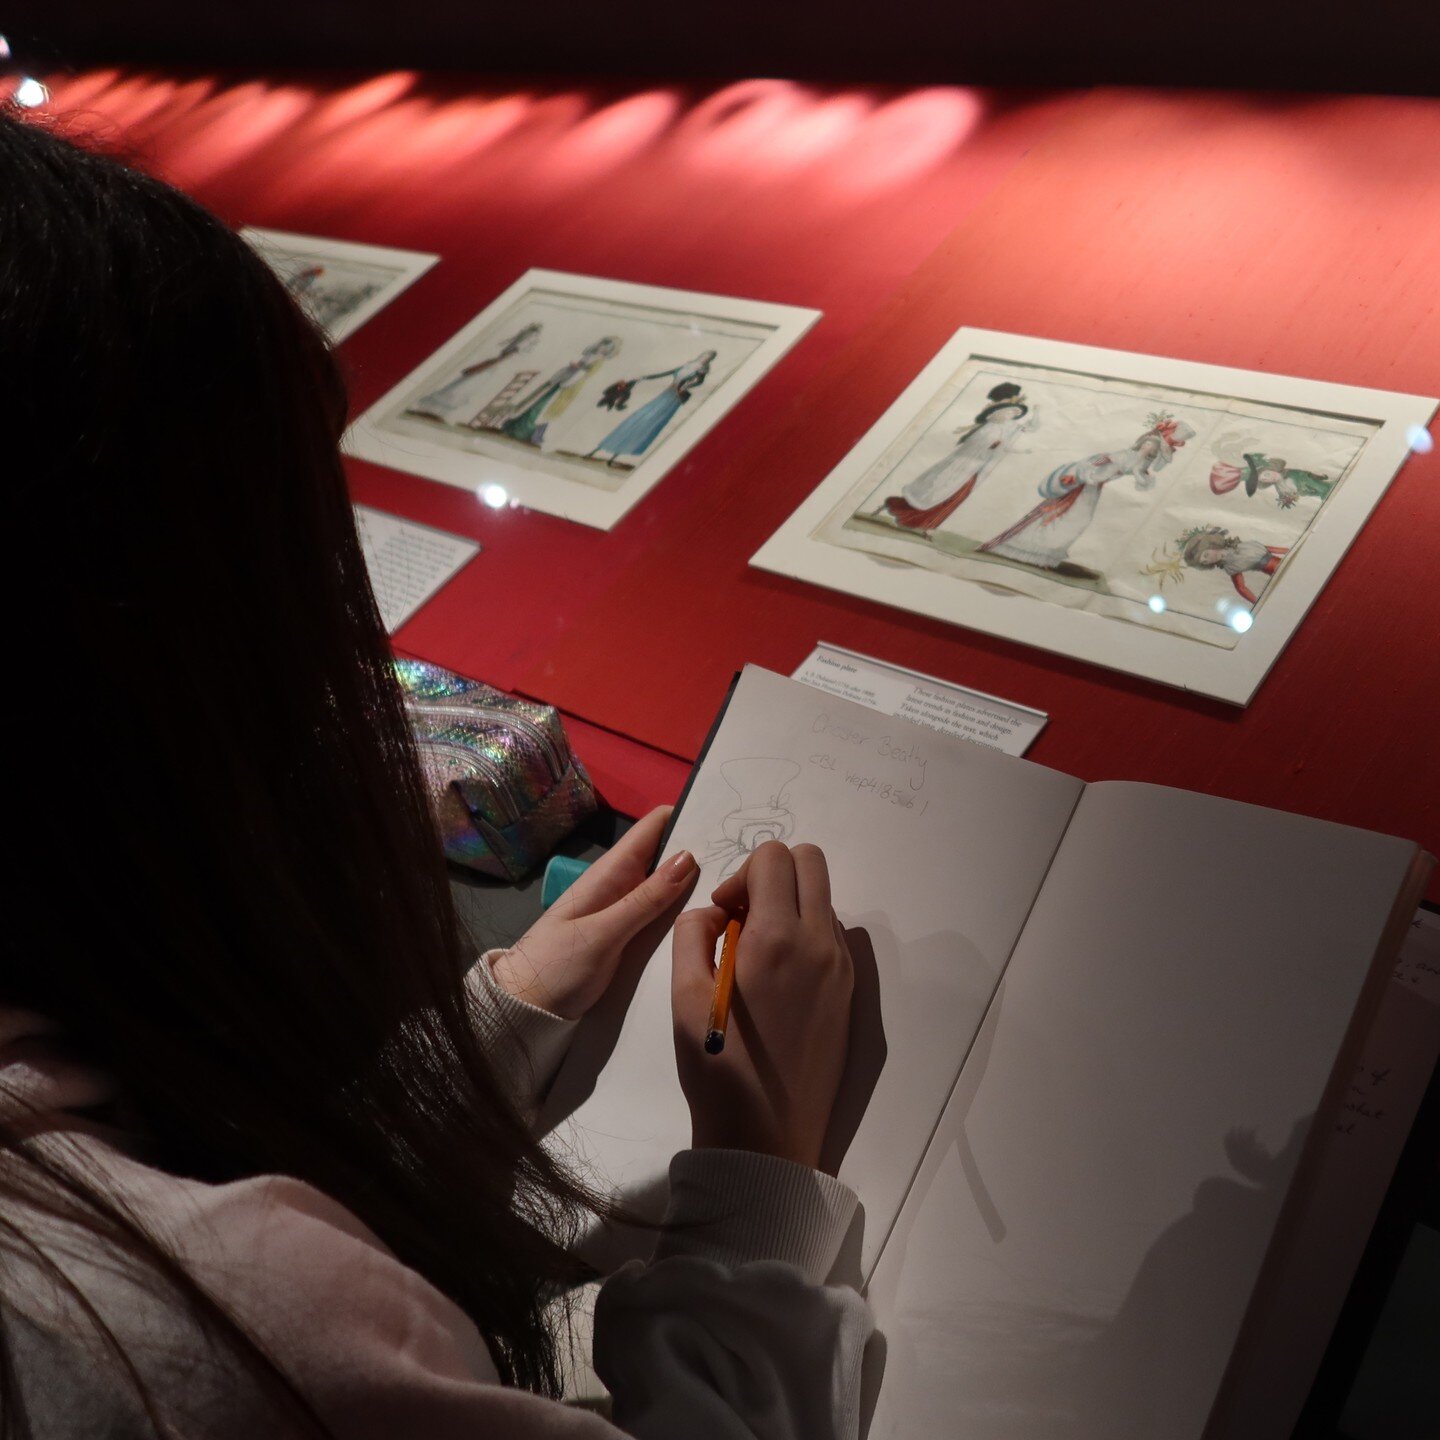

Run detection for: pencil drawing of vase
[[708, 758, 800, 879]]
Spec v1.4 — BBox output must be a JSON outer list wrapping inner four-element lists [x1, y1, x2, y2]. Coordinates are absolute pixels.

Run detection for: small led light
[[1147, 594, 1166, 614], [479, 483, 509, 509], [0, 35, 12, 61], [1406, 424, 1434, 455], [14, 77, 48, 109], [1229, 609, 1254, 634]]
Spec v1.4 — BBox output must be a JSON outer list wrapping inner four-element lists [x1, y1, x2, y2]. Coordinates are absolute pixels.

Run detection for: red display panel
[[35, 73, 1440, 896], [40, 69, 1068, 690], [516, 89, 1440, 894]]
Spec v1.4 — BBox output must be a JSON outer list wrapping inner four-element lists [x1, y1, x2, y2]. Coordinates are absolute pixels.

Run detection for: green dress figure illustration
[[501, 337, 620, 447], [1209, 452, 1333, 509]]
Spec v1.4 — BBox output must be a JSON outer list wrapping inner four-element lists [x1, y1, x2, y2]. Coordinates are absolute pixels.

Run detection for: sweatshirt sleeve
[[592, 1149, 873, 1440], [36, 1135, 870, 1440], [166, 1157, 867, 1440], [465, 949, 578, 1119]]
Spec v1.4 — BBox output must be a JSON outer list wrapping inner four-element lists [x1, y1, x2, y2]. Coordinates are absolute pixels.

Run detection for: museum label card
[[354, 505, 479, 633], [753, 329, 1436, 705], [792, 642, 1046, 756], [242, 228, 438, 343], [345, 269, 820, 530]]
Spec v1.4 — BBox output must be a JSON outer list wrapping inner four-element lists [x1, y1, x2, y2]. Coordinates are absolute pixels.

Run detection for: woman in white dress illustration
[[408, 323, 543, 426], [980, 413, 1196, 581], [880, 382, 1037, 534]]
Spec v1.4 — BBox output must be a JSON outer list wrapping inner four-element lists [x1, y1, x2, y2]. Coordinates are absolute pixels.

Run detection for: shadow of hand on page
[[819, 924, 888, 1178], [860, 1117, 1315, 1439], [950, 970, 1007, 1244], [1079, 1114, 1315, 1440]]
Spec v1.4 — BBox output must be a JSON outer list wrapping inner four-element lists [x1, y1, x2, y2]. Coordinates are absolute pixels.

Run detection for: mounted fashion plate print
[[345, 270, 820, 530], [242, 228, 438, 344], [752, 329, 1435, 705]]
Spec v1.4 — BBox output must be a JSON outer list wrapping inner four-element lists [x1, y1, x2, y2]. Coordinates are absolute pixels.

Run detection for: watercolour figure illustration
[[598, 379, 636, 411], [978, 414, 1197, 581], [1209, 439, 1335, 510], [707, 758, 800, 879], [470, 372, 539, 430], [880, 382, 1039, 534], [241, 230, 438, 344], [756, 330, 1434, 702], [1178, 527, 1290, 606], [349, 272, 819, 524], [408, 324, 543, 426], [287, 264, 324, 296], [587, 351, 717, 468], [801, 344, 1394, 659], [268, 255, 387, 333], [498, 337, 621, 446]]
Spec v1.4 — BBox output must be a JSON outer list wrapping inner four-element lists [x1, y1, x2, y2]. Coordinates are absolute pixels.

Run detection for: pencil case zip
[[405, 700, 568, 791]]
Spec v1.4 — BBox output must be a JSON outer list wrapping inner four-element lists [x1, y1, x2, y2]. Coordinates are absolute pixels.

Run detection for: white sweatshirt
[[0, 956, 872, 1438]]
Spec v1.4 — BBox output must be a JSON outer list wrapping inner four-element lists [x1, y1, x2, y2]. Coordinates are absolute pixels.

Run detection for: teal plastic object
[[541, 855, 592, 909]]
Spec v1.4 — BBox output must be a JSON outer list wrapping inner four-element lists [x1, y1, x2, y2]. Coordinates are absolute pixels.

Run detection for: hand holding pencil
[[672, 841, 854, 1172], [704, 917, 743, 1054]]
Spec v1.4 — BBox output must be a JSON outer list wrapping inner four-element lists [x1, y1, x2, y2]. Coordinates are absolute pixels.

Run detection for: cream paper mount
[[752, 328, 1435, 706], [241, 228, 438, 344], [345, 268, 820, 531]]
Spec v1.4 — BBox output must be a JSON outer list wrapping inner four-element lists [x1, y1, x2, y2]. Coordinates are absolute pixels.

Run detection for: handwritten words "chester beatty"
[[808, 711, 929, 796]]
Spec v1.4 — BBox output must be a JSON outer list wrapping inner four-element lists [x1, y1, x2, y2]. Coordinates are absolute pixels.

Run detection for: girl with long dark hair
[[0, 112, 869, 1437]]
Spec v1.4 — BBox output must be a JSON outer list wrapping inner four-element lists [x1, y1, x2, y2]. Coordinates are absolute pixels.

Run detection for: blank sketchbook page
[[864, 780, 1418, 1440], [544, 665, 1084, 1274]]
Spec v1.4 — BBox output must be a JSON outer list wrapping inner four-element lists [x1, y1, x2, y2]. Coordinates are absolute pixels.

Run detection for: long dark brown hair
[[0, 109, 600, 1431]]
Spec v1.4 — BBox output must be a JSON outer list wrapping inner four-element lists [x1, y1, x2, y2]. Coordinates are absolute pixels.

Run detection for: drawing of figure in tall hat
[[585, 350, 717, 469], [706, 757, 800, 880], [1179, 525, 1290, 606], [1209, 451, 1334, 510], [979, 413, 1197, 581], [878, 381, 1039, 536], [500, 336, 621, 447], [407, 323, 544, 427]]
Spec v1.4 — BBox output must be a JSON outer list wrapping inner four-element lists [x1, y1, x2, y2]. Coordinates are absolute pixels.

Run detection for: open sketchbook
[[541, 666, 1432, 1440]]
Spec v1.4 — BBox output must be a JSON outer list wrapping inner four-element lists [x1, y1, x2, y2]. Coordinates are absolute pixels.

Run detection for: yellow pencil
[[704, 917, 743, 1054]]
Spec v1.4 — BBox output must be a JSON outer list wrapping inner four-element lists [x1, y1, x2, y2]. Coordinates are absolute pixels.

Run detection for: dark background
[[6, 0, 1440, 95]]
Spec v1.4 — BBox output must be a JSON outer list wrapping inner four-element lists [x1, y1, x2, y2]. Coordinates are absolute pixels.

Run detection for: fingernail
[[662, 850, 696, 883]]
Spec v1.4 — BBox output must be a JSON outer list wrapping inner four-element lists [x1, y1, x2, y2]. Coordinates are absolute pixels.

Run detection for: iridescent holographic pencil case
[[394, 658, 598, 881]]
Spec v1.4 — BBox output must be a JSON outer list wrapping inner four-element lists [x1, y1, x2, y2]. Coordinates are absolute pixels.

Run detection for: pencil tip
[[703, 1031, 725, 1055]]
